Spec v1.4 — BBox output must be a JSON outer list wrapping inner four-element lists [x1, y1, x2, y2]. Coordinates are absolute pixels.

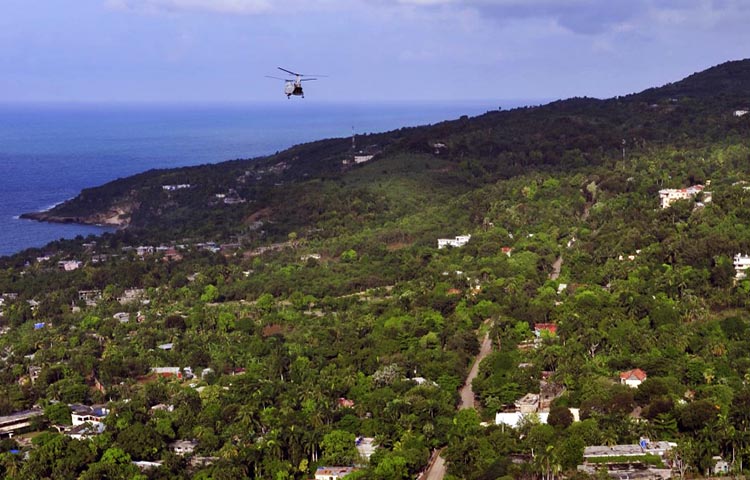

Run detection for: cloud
[[105, 0, 273, 15], [363, 0, 750, 36]]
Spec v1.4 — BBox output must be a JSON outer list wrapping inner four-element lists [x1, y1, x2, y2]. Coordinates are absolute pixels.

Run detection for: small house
[[170, 439, 198, 456], [658, 185, 711, 209], [314, 466, 359, 480], [355, 437, 378, 461], [58, 260, 83, 271], [534, 323, 557, 337], [151, 367, 182, 379], [712, 456, 730, 475], [734, 253, 750, 281], [620, 368, 647, 388]]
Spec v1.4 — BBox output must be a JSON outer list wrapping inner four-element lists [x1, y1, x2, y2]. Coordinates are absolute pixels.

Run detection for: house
[[337, 397, 355, 408], [355, 437, 377, 461], [353, 154, 374, 164], [515, 393, 540, 414], [711, 455, 730, 475], [136, 246, 155, 257], [118, 288, 145, 305], [437, 234, 471, 249], [579, 440, 674, 479], [410, 376, 437, 386], [133, 461, 164, 470], [78, 290, 102, 305], [658, 184, 711, 209], [501, 247, 513, 257], [534, 323, 557, 337], [71, 404, 109, 426], [151, 367, 183, 379], [58, 260, 83, 271], [28, 366, 42, 384], [113, 312, 130, 323], [620, 368, 647, 388], [150, 403, 175, 414], [734, 110, 749, 117], [66, 421, 105, 440], [734, 253, 750, 281], [170, 439, 198, 456], [0, 409, 44, 437], [157, 343, 174, 351], [495, 412, 549, 428], [163, 248, 183, 262], [162, 184, 191, 191], [314, 466, 359, 480]]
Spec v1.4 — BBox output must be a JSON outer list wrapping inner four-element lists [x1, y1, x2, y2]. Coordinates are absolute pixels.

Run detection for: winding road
[[421, 327, 494, 480]]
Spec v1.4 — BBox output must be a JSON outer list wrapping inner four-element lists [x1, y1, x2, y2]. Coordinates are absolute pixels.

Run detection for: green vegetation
[[0, 59, 750, 478]]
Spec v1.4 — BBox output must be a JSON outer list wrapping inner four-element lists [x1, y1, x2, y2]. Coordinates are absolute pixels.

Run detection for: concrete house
[[734, 253, 750, 281], [658, 184, 711, 209], [437, 235, 471, 249], [71, 404, 109, 426]]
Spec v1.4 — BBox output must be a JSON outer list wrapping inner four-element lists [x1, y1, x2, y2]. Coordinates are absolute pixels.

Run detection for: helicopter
[[266, 67, 324, 99]]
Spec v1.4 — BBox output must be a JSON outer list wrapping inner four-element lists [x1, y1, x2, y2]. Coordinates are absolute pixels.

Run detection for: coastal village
[[0, 57, 749, 479], [1, 175, 750, 479]]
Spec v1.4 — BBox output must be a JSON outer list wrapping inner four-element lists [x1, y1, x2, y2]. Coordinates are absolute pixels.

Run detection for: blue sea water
[[0, 100, 529, 257]]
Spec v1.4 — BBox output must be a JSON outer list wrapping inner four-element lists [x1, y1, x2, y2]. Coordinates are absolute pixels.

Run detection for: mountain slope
[[21, 59, 750, 246]]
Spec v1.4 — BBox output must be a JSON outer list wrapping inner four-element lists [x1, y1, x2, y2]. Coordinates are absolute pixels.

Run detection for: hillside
[[20, 59, 750, 247], [1, 60, 750, 479]]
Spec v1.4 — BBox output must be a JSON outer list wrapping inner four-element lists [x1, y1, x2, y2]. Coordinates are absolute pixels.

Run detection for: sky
[[1, 0, 749, 103]]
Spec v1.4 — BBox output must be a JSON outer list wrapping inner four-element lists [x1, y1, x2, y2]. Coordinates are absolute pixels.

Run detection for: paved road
[[460, 331, 493, 410], [421, 328, 494, 480]]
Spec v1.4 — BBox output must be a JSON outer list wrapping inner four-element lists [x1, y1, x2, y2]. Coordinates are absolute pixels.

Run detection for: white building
[[71, 405, 109, 426], [170, 440, 198, 456], [58, 260, 83, 271], [437, 234, 471, 249], [162, 184, 191, 191], [356, 437, 378, 461], [658, 185, 711, 209], [495, 412, 550, 428], [735, 253, 750, 280], [734, 110, 749, 117]]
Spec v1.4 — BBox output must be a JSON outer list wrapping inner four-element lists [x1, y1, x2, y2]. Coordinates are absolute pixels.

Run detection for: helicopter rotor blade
[[265, 76, 292, 81], [278, 67, 299, 76], [300, 78, 318, 82]]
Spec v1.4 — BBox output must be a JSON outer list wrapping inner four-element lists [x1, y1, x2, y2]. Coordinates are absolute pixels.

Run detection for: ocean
[[0, 100, 528, 257]]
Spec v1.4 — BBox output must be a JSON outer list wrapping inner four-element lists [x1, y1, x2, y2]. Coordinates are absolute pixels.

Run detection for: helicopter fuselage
[[284, 81, 304, 98]]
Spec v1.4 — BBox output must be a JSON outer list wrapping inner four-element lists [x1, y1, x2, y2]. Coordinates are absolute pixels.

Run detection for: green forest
[[1, 59, 750, 479]]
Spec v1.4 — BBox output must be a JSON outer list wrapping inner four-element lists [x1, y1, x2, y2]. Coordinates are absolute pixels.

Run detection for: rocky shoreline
[[19, 209, 130, 229]]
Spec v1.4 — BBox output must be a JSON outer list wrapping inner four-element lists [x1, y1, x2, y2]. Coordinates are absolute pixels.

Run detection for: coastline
[[19, 210, 128, 229]]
